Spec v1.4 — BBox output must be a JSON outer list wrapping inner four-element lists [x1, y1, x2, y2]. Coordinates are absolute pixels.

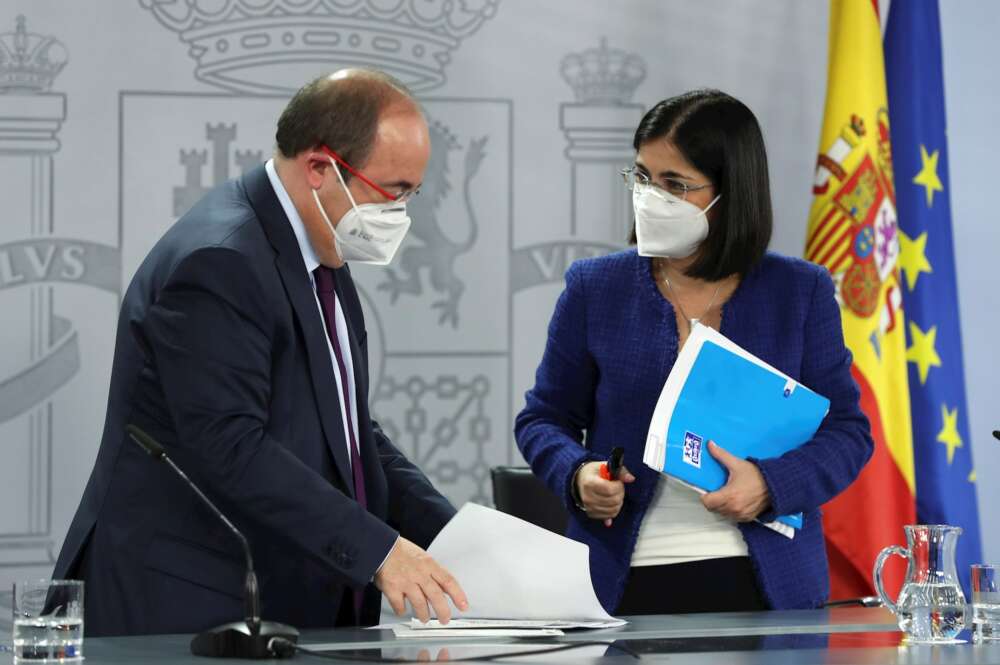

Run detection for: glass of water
[[11, 580, 84, 662], [972, 564, 1000, 643]]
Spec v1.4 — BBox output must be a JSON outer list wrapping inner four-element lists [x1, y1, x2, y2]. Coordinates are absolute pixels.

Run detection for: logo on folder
[[682, 431, 703, 469]]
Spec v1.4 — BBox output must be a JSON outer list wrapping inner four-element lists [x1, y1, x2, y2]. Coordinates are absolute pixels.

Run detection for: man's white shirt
[[265, 158, 359, 470]]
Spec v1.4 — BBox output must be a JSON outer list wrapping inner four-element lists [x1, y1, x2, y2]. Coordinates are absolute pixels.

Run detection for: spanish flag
[[806, 0, 916, 600]]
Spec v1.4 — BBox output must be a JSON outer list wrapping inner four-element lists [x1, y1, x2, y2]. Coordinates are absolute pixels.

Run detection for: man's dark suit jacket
[[52, 165, 454, 636]]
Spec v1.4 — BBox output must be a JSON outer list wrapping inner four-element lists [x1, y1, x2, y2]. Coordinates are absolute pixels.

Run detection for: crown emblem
[[139, 0, 499, 95], [0, 15, 68, 94], [560, 38, 645, 105]]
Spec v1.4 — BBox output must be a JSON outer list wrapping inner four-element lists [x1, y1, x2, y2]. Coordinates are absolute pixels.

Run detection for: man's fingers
[[620, 465, 637, 483], [406, 584, 431, 624], [420, 579, 452, 625], [386, 589, 406, 617], [432, 567, 468, 612]]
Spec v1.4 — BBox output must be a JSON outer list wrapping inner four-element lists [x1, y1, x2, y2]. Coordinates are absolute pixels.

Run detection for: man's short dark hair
[[630, 89, 773, 280], [275, 70, 414, 180]]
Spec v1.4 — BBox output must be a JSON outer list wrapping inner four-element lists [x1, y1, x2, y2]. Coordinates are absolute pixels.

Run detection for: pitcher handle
[[873, 545, 910, 614]]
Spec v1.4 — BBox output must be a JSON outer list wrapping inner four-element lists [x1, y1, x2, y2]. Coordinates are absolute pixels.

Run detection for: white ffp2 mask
[[633, 184, 720, 259], [312, 157, 412, 265]]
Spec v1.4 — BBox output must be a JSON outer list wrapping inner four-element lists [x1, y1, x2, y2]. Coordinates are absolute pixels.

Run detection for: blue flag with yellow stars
[[885, 0, 982, 595]]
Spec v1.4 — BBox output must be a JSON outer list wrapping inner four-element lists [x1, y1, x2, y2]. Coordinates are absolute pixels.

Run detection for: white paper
[[379, 643, 610, 662], [426, 503, 626, 629], [410, 618, 609, 630], [392, 624, 564, 638]]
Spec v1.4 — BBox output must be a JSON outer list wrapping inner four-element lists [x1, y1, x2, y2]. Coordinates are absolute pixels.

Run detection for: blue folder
[[650, 339, 830, 531]]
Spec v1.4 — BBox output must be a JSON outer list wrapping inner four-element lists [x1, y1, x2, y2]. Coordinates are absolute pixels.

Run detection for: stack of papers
[[388, 503, 625, 636], [643, 323, 830, 539], [393, 620, 564, 638]]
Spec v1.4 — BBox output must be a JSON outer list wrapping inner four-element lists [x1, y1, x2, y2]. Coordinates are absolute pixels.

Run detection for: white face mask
[[311, 156, 412, 265], [633, 183, 720, 259]]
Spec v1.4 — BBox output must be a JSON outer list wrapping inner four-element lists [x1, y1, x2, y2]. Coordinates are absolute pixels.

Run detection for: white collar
[[265, 158, 321, 276]]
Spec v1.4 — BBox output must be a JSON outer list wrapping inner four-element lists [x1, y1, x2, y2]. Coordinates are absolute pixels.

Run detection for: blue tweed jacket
[[514, 249, 873, 612]]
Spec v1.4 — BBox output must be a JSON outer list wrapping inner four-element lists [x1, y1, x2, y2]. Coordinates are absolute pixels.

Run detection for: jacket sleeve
[[514, 263, 603, 513], [138, 245, 397, 590], [751, 268, 875, 520], [374, 420, 456, 549]]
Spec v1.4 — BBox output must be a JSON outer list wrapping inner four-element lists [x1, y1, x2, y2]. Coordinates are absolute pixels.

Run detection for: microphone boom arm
[[124, 425, 293, 655]]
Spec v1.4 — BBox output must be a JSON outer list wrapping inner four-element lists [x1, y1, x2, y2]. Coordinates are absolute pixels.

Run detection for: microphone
[[994, 430, 1000, 441], [126, 425, 298, 659]]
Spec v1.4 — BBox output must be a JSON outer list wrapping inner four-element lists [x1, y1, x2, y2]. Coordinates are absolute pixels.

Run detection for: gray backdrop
[[1, 1, 996, 623]]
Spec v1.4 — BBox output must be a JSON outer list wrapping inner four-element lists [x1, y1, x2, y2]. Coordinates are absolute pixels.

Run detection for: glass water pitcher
[[873, 524, 966, 643]]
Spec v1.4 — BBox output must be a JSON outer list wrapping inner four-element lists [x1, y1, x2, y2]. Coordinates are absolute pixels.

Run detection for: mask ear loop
[[702, 194, 722, 213], [328, 156, 362, 210], [312, 156, 364, 262]]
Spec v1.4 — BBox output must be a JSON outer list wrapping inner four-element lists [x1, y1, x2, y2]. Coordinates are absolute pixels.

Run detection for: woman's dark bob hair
[[630, 89, 772, 281]]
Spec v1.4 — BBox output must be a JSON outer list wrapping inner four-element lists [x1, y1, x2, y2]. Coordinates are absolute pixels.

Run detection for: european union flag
[[885, 0, 982, 595]]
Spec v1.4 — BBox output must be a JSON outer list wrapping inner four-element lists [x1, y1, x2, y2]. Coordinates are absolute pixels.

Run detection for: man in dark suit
[[53, 69, 468, 636]]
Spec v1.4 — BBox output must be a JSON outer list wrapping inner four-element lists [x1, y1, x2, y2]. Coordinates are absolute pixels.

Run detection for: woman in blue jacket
[[515, 89, 873, 615]]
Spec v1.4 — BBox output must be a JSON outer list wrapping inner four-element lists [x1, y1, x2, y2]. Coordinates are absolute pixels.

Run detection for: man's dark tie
[[313, 266, 368, 622]]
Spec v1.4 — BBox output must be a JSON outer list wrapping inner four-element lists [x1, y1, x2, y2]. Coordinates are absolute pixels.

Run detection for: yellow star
[[912, 145, 944, 208], [906, 321, 942, 385], [936, 404, 963, 465], [898, 229, 933, 291], [968, 469, 976, 483]]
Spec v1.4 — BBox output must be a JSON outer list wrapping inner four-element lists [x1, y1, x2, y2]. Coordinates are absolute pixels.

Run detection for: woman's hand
[[575, 461, 636, 526], [701, 441, 772, 522]]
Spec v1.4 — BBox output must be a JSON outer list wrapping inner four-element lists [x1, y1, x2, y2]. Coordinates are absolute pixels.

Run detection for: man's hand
[[374, 537, 468, 624], [575, 461, 636, 527], [700, 441, 771, 522]]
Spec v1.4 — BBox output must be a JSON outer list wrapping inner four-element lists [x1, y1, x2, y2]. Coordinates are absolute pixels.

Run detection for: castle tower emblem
[[0, 15, 70, 570], [559, 38, 646, 242]]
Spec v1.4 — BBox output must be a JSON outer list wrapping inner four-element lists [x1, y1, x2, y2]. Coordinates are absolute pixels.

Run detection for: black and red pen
[[599, 447, 624, 481], [599, 447, 624, 527]]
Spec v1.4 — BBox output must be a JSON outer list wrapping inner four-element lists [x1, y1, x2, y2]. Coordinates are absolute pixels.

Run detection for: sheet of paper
[[379, 643, 610, 662], [426, 503, 626, 628], [392, 624, 564, 638], [410, 618, 611, 630]]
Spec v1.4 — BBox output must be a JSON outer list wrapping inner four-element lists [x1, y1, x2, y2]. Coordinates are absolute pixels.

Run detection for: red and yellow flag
[[806, 0, 916, 600]]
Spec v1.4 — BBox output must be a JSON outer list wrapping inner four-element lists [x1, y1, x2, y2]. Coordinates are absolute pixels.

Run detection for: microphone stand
[[127, 425, 299, 658]]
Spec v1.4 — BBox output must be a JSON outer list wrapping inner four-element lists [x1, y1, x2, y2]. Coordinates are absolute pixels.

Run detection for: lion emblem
[[379, 119, 487, 328]]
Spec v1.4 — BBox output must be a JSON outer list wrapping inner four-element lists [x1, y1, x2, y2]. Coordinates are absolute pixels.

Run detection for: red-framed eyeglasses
[[320, 145, 419, 203]]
